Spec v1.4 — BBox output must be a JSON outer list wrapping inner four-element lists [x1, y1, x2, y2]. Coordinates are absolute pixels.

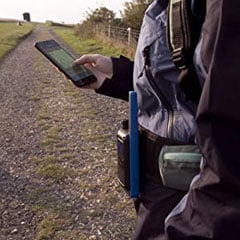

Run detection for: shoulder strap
[[167, 0, 206, 104], [158, 0, 169, 9]]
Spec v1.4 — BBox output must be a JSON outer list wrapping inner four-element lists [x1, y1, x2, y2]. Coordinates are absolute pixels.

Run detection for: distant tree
[[121, 0, 151, 30], [75, 7, 116, 39], [75, 20, 95, 39], [75, 6, 132, 40], [87, 7, 115, 24], [111, 18, 128, 28]]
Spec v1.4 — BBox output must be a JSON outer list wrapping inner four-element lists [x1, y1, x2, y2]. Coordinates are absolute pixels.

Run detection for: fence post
[[96, 24, 99, 34], [127, 27, 131, 47], [108, 23, 111, 40]]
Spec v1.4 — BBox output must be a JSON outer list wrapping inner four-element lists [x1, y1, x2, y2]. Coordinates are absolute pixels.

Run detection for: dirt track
[[0, 25, 135, 239]]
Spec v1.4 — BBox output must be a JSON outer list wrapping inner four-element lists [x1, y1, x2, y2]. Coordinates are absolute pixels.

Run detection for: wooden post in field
[[108, 23, 111, 40], [127, 27, 131, 47]]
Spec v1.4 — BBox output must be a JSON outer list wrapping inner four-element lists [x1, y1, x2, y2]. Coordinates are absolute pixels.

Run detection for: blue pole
[[129, 91, 139, 198]]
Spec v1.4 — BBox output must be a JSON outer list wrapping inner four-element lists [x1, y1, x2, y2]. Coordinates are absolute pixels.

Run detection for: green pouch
[[159, 145, 201, 191]]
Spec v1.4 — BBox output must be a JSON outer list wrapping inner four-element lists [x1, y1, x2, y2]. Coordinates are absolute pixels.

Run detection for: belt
[[138, 126, 187, 176]]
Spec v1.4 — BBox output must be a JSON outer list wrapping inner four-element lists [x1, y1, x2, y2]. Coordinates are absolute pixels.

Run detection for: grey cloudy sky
[[0, 0, 127, 23]]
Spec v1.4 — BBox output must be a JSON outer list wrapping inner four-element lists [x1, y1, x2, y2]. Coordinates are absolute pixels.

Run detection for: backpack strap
[[167, 0, 206, 104], [158, 0, 169, 9]]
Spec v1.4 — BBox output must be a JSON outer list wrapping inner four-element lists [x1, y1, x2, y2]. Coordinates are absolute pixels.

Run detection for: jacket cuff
[[95, 55, 134, 101]]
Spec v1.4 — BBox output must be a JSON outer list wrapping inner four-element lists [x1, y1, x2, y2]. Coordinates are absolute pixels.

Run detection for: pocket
[[159, 145, 201, 191]]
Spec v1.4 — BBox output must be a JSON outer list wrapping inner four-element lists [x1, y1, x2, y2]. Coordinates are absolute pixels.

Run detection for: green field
[[53, 26, 132, 59], [0, 21, 34, 60]]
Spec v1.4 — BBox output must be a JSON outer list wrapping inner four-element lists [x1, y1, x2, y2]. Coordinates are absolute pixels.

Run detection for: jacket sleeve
[[95, 55, 134, 101], [165, 0, 240, 239]]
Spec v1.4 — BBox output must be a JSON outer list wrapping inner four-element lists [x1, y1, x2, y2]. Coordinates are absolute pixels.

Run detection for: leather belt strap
[[138, 126, 191, 176]]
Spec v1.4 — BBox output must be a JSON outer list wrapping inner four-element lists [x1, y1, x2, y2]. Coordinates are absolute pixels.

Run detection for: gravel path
[[0, 24, 135, 240]]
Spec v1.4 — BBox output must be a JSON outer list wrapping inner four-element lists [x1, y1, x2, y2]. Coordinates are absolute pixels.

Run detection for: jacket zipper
[[143, 46, 174, 138]]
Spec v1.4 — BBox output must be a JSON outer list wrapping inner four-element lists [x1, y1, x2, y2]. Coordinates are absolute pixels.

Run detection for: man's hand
[[74, 54, 113, 89]]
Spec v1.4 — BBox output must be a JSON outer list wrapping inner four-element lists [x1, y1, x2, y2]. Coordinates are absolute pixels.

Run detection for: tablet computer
[[35, 39, 96, 87]]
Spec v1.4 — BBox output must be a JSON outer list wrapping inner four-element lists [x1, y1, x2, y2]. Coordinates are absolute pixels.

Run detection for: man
[[76, 1, 190, 238], [75, 0, 240, 239], [165, 1, 240, 239]]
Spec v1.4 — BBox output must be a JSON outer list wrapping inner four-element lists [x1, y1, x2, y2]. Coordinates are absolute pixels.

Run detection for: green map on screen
[[48, 49, 74, 70]]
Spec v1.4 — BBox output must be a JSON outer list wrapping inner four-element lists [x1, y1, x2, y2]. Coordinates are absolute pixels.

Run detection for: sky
[[0, 0, 128, 24]]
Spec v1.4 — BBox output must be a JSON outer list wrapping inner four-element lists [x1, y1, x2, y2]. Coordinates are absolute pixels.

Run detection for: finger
[[80, 81, 97, 90], [74, 54, 99, 65], [83, 63, 106, 88], [84, 63, 100, 77]]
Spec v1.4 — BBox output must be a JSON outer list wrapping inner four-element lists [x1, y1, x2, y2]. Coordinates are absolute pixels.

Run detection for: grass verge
[[0, 21, 34, 61], [52, 26, 133, 59]]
